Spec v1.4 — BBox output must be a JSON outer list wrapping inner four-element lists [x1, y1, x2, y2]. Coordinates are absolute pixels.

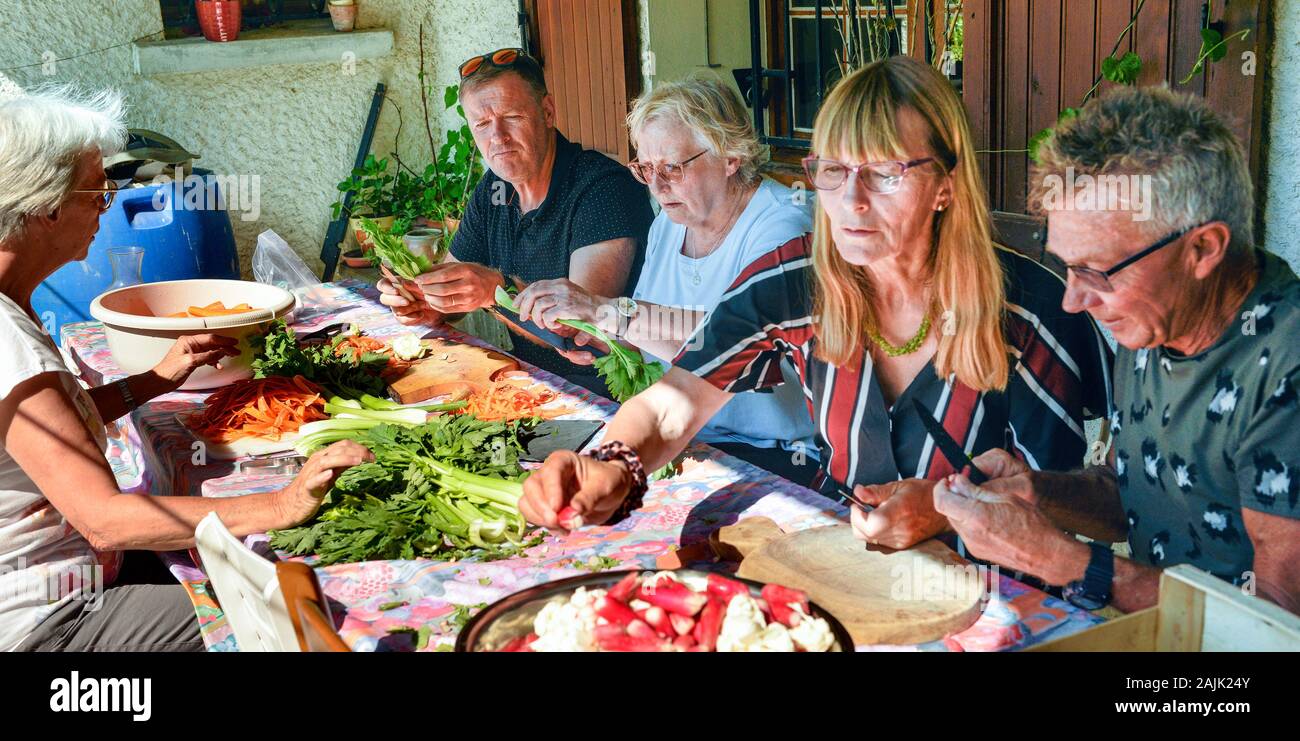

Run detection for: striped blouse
[[674, 235, 1113, 497]]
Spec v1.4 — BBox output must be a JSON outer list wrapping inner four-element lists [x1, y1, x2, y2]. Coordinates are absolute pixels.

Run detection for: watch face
[[1063, 582, 1106, 611], [616, 297, 636, 317]]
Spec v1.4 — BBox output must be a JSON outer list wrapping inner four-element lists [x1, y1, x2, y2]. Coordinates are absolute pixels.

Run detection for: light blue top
[[633, 179, 817, 452]]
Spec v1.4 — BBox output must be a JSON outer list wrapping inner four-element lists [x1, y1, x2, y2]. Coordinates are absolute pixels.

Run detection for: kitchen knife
[[519, 419, 604, 463], [910, 398, 990, 485]]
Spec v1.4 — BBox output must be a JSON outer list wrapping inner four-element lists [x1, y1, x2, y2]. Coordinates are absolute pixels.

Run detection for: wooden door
[[963, 0, 1271, 218], [525, 0, 642, 162]]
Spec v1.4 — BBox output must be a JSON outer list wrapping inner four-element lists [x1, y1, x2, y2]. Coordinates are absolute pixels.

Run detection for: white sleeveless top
[[0, 293, 121, 651]]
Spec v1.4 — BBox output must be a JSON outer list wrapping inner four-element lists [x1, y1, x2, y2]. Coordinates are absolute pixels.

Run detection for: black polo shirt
[[451, 131, 653, 392]]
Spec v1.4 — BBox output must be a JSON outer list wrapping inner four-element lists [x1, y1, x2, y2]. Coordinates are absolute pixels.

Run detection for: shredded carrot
[[185, 375, 328, 443], [332, 334, 416, 376], [452, 380, 568, 421]]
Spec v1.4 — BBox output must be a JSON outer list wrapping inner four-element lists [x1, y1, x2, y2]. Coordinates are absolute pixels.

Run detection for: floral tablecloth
[[61, 279, 1102, 652]]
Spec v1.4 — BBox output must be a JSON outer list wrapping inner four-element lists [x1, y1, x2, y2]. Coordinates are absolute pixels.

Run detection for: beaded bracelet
[[584, 440, 648, 524]]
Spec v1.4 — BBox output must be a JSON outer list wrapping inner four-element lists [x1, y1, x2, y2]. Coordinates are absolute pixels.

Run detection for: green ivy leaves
[[1101, 51, 1143, 85], [1028, 107, 1080, 165], [1180, 27, 1250, 84]]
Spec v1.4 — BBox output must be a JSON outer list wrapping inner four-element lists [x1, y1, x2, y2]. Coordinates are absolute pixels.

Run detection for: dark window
[[160, 0, 328, 35], [745, 0, 960, 152]]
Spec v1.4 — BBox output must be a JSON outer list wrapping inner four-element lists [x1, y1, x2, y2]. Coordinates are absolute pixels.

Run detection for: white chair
[[194, 512, 348, 652]]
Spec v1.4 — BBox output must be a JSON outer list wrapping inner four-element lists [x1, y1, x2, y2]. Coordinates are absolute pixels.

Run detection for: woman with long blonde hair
[[515, 57, 1111, 551]]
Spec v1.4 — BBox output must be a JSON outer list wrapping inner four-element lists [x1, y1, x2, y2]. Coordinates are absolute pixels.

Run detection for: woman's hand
[[848, 478, 950, 549], [152, 333, 241, 391], [517, 450, 632, 531], [515, 278, 612, 333], [274, 441, 375, 528]]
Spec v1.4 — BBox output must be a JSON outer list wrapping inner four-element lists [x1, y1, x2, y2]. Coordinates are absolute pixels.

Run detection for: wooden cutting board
[[387, 339, 520, 404], [712, 517, 985, 646]]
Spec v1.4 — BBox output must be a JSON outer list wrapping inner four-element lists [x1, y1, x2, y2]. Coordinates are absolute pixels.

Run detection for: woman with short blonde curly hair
[[515, 74, 818, 483]]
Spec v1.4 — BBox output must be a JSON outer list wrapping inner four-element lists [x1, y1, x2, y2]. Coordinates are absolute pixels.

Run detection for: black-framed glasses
[[1064, 225, 1197, 293], [627, 150, 707, 185], [458, 47, 533, 79], [70, 179, 118, 213], [802, 156, 935, 193]]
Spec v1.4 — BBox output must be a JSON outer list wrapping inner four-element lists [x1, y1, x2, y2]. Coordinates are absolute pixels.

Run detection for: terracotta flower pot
[[349, 215, 395, 253], [328, 2, 358, 32], [195, 0, 242, 43]]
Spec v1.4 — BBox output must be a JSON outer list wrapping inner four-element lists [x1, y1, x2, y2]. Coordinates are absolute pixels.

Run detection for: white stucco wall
[[0, 0, 520, 276], [1265, 0, 1300, 271]]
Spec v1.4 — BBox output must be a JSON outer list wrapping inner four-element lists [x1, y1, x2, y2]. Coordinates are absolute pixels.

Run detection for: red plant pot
[[195, 0, 242, 43]]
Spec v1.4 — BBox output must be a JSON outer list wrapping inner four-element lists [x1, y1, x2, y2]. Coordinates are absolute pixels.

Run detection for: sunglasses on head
[[459, 48, 534, 80]]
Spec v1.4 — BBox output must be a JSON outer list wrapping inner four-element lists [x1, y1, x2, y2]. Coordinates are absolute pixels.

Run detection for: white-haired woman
[[515, 75, 819, 484], [0, 87, 370, 651], [515, 58, 1113, 548]]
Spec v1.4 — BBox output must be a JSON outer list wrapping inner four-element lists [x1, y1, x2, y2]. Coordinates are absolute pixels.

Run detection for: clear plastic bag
[[252, 229, 319, 291]]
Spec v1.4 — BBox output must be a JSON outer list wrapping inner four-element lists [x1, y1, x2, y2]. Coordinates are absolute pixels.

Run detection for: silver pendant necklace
[[684, 191, 746, 287]]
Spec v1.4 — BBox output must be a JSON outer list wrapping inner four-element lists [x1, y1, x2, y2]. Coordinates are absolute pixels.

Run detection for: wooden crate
[[1028, 565, 1300, 652]]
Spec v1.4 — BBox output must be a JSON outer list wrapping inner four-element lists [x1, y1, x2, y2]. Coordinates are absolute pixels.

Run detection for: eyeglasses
[[70, 179, 118, 213], [801, 156, 935, 193], [459, 48, 533, 80], [627, 150, 707, 185], [1064, 225, 1196, 293]]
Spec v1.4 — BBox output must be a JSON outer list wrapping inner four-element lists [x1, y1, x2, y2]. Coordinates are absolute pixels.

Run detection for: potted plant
[[411, 83, 484, 251], [331, 154, 399, 253], [195, 0, 242, 42], [327, 0, 357, 32]]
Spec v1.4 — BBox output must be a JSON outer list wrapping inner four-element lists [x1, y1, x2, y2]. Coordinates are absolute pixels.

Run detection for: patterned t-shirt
[[673, 236, 1113, 497], [1112, 249, 1300, 583]]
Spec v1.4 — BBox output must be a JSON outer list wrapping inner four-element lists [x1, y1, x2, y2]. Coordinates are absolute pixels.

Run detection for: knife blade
[[519, 419, 605, 462], [910, 398, 989, 485]]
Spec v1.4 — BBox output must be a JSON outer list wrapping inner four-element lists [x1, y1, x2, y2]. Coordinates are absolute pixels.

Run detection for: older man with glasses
[[377, 49, 654, 396], [932, 86, 1300, 615]]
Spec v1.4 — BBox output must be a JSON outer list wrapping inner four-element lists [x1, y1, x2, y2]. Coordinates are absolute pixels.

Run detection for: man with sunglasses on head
[[932, 86, 1300, 615], [376, 48, 653, 396]]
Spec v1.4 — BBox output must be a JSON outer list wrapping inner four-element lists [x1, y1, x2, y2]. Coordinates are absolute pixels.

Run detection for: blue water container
[[34, 168, 240, 335]]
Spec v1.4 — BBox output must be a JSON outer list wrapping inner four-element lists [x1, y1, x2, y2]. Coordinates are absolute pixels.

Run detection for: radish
[[594, 595, 638, 626], [596, 633, 669, 652], [706, 573, 750, 602], [626, 618, 657, 640], [669, 613, 695, 636], [556, 506, 584, 529], [594, 623, 627, 642], [638, 579, 707, 616], [606, 572, 640, 603], [638, 606, 675, 637], [694, 597, 725, 651], [500, 633, 539, 652], [761, 584, 810, 628], [672, 634, 697, 650]]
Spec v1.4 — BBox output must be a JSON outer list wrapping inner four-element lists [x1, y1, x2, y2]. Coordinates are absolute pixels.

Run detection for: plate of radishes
[[456, 569, 853, 652]]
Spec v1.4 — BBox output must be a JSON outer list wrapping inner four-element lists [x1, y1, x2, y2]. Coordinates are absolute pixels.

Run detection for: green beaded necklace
[[868, 314, 931, 357]]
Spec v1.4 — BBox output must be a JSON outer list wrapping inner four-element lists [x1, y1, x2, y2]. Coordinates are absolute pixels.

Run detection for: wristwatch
[[1063, 542, 1114, 611], [614, 296, 639, 319]]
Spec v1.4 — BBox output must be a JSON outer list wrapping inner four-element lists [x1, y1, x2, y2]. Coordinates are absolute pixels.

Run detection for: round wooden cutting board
[[713, 517, 987, 646]]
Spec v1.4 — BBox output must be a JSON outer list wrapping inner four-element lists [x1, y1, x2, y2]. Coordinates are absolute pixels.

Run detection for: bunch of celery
[[495, 286, 664, 403], [271, 416, 540, 564], [359, 217, 435, 279]]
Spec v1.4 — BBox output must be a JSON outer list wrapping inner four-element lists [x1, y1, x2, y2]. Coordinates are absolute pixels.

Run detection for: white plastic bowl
[[89, 279, 296, 390]]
